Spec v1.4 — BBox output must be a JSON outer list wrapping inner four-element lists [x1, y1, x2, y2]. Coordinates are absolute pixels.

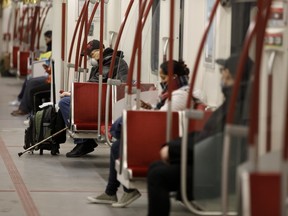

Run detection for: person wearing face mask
[[86, 60, 206, 208], [58, 39, 128, 157], [146, 53, 253, 216]]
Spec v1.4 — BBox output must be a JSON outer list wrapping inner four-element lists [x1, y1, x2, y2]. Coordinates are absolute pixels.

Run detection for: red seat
[[122, 111, 180, 178], [71, 82, 112, 131], [19, 51, 30, 76], [188, 110, 212, 132], [12, 46, 19, 68], [116, 109, 213, 189], [100, 83, 156, 141]]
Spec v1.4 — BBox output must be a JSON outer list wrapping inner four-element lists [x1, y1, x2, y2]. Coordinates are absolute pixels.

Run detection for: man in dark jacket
[[147, 53, 253, 216], [58, 39, 128, 157]]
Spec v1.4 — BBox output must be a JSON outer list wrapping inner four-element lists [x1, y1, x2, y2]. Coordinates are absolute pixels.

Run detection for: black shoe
[[66, 144, 84, 157], [84, 139, 98, 149], [81, 139, 97, 155]]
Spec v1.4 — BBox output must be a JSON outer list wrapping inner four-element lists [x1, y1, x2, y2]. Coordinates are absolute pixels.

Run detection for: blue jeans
[[58, 96, 86, 144]]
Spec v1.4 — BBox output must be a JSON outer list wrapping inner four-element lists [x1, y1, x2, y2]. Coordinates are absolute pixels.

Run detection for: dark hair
[[160, 60, 189, 76], [44, 30, 52, 39]]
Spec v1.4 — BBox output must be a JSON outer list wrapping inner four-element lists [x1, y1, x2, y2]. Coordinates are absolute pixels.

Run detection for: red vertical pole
[[61, 2, 66, 61]]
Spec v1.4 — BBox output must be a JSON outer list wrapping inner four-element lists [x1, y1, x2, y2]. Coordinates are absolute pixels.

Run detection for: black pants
[[147, 161, 180, 216], [105, 139, 135, 195], [19, 76, 50, 113]]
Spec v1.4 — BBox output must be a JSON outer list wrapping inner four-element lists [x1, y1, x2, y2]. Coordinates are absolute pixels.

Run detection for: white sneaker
[[87, 192, 118, 204], [24, 119, 30, 126], [112, 190, 141, 208], [9, 99, 20, 106]]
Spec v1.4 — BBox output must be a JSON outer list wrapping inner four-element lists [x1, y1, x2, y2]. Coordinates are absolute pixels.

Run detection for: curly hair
[[160, 60, 190, 76]]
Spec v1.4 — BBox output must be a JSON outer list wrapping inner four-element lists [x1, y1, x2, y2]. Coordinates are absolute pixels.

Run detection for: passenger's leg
[[18, 77, 27, 100], [29, 82, 50, 113], [106, 139, 121, 194], [87, 140, 121, 204], [58, 96, 71, 126], [58, 96, 97, 157], [11, 76, 47, 115], [9, 77, 27, 106], [147, 161, 180, 216]]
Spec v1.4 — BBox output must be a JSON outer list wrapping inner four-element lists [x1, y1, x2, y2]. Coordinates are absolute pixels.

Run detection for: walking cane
[[18, 127, 68, 157]]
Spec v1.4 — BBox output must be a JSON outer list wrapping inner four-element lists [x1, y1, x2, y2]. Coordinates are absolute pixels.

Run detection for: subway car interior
[[0, 0, 287, 215]]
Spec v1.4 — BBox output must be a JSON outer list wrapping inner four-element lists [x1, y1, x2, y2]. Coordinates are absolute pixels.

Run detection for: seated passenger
[[87, 60, 202, 208], [58, 39, 128, 158], [10, 64, 52, 116], [9, 30, 52, 108], [147, 53, 253, 216]]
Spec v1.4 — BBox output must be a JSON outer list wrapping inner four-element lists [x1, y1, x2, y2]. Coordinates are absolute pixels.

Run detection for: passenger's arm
[[159, 88, 188, 111], [60, 91, 71, 98]]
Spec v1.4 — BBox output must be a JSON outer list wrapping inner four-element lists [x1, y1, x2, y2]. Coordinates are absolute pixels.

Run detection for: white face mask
[[90, 58, 98, 67]]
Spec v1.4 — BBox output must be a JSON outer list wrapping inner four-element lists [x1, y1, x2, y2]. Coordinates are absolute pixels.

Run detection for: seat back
[[115, 83, 155, 101], [32, 59, 47, 78], [12, 46, 19, 68], [188, 110, 212, 132], [18, 51, 30, 76], [71, 82, 111, 131], [123, 110, 180, 178]]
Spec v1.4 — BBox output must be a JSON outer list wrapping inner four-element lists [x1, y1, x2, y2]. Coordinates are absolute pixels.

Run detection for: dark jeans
[[58, 96, 90, 145], [105, 139, 134, 195], [18, 77, 27, 100], [147, 161, 180, 216], [19, 76, 49, 113]]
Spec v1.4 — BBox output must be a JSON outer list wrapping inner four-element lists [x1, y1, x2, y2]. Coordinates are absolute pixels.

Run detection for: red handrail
[[186, 0, 220, 109], [99, 0, 104, 76], [107, 0, 135, 79], [167, 0, 175, 102], [13, 7, 19, 40], [126, 0, 153, 94], [61, 2, 66, 61], [19, 7, 28, 46], [136, 0, 146, 88], [68, 0, 86, 63], [74, 0, 90, 72], [78, 2, 99, 69], [29, 4, 40, 52], [248, 0, 273, 147], [36, 4, 52, 50]]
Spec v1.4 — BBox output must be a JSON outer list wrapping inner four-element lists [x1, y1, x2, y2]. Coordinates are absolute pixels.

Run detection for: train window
[[150, 0, 160, 74]]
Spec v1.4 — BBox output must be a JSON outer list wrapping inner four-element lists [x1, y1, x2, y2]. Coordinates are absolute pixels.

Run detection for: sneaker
[[87, 193, 118, 204], [24, 119, 30, 126], [9, 99, 20, 106], [112, 190, 141, 208]]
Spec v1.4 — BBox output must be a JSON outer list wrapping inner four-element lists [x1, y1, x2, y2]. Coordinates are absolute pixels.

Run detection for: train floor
[[0, 76, 192, 216]]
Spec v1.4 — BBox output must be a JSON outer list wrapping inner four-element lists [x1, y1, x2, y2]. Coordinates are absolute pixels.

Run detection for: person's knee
[[58, 97, 70, 110]]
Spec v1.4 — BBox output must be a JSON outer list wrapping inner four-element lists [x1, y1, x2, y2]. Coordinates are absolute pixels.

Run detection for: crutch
[[18, 127, 68, 157]]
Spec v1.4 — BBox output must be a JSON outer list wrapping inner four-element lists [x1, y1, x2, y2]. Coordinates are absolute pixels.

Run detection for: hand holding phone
[[140, 100, 152, 110]]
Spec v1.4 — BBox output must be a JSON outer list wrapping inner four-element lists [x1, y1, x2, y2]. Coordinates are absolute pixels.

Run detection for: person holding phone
[[87, 60, 205, 208]]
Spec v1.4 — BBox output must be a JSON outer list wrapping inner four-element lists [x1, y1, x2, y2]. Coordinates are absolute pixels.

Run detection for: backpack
[[24, 105, 66, 155]]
